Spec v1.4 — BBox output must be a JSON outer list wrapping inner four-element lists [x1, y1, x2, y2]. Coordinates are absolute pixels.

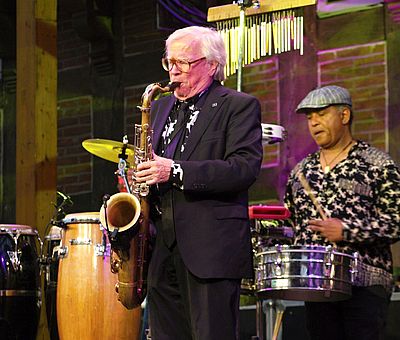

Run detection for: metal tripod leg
[[252, 299, 264, 340], [264, 299, 286, 340]]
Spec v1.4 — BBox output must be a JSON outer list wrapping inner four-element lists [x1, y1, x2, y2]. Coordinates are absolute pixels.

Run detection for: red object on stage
[[248, 205, 291, 220], [117, 175, 128, 192]]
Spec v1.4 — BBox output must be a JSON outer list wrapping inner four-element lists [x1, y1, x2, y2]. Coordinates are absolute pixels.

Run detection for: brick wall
[[124, 85, 148, 139], [225, 57, 281, 168], [318, 42, 387, 150], [57, 96, 93, 194], [123, 0, 168, 57], [58, 12, 90, 72]]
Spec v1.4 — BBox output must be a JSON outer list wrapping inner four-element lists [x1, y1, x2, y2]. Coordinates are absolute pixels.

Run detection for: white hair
[[166, 26, 227, 81]]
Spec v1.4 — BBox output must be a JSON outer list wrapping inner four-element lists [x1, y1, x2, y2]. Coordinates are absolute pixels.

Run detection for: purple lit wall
[[318, 42, 387, 151]]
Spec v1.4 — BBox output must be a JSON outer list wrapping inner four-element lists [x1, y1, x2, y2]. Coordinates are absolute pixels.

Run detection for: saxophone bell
[[99, 192, 141, 233]]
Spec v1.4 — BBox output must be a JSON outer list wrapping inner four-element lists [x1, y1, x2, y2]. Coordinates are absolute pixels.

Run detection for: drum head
[[0, 224, 38, 235], [62, 212, 100, 225], [45, 226, 63, 240]]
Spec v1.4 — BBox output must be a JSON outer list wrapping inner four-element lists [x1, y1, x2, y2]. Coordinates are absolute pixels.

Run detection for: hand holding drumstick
[[308, 218, 344, 242], [297, 172, 344, 242]]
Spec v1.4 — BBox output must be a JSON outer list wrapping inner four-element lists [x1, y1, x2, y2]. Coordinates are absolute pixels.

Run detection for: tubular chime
[[208, 0, 316, 79], [216, 9, 304, 78]]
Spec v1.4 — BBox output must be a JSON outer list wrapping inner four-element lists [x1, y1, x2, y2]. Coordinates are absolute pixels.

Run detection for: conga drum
[[0, 224, 41, 340], [56, 212, 141, 340]]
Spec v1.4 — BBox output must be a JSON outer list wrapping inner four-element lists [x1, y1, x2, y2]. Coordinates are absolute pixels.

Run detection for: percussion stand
[[117, 135, 132, 195], [248, 210, 292, 340], [253, 298, 286, 340], [264, 299, 285, 340]]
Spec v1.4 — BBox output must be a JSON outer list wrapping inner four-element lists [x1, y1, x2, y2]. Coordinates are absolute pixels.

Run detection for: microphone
[[57, 191, 73, 206], [103, 194, 111, 208]]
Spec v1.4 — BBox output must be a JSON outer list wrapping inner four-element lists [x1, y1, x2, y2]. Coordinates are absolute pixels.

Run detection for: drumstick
[[297, 171, 328, 221], [272, 309, 284, 340]]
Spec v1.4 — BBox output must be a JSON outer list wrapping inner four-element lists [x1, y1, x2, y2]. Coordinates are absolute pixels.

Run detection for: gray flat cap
[[296, 85, 352, 113]]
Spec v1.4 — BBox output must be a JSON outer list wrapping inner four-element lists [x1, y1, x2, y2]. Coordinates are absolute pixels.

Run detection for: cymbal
[[82, 139, 135, 164]]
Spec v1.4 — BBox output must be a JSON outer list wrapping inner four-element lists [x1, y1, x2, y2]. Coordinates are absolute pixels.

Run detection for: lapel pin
[[212, 102, 218, 107]]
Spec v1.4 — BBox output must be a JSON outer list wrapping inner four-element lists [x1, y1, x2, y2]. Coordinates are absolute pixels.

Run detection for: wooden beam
[[16, 1, 56, 337], [207, 0, 316, 22], [16, 0, 57, 227]]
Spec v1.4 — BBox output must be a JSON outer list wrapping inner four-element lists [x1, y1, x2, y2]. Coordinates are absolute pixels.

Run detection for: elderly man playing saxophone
[[134, 26, 263, 340]]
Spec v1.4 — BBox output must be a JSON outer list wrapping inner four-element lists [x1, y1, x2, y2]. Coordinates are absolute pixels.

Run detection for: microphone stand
[[117, 135, 133, 195], [103, 135, 132, 241]]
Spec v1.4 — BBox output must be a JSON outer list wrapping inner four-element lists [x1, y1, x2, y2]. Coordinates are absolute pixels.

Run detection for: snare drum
[[57, 212, 141, 340], [255, 244, 355, 302], [0, 224, 41, 340]]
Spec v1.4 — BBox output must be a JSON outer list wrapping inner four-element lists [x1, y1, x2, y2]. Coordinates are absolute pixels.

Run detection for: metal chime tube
[[237, 6, 246, 92], [214, 4, 306, 81]]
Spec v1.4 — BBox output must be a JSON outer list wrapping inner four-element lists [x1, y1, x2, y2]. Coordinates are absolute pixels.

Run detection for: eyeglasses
[[161, 57, 206, 73]]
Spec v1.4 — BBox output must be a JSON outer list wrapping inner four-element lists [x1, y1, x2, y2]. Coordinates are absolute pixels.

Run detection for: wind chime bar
[[215, 9, 305, 78], [207, 0, 316, 22]]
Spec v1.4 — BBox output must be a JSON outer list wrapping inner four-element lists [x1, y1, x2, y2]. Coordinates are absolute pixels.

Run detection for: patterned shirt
[[160, 100, 201, 157], [160, 93, 205, 189], [284, 140, 400, 274]]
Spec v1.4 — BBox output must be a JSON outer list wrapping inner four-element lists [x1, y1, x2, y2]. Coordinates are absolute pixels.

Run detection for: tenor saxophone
[[100, 81, 180, 309]]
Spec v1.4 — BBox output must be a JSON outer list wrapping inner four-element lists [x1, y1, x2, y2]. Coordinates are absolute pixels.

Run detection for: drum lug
[[58, 246, 68, 258], [350, 251, 359, 282], [95, 243, 111, 257], [274, 245, 283, 276], [324, 245, 334, 277], [274, 258, 283, 276], [7, 250, 21, 271]]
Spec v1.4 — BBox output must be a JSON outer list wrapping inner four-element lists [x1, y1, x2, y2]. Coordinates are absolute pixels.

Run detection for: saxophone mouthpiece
[[167, 82, 181, 91]]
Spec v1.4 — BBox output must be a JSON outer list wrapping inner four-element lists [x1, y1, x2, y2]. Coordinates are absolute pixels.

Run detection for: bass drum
[[255, 244, 356, 302], [0, 225, 41, 340], [57, 212, 141, 340]]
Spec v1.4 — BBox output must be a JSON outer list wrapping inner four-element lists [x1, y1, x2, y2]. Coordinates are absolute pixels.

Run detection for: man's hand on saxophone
[[134, 154, 173, 185]]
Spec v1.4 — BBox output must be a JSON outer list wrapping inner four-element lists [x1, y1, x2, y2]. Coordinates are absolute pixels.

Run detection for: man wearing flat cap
[[283, 85, 400, 339]]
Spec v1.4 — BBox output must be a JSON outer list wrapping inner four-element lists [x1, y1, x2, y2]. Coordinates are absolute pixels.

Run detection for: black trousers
[[147, 233, 241, 340], [304, 285, 391, 340]]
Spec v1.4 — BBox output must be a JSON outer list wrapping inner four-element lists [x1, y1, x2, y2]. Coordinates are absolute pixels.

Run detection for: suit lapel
[[181, 83, 228, 160]]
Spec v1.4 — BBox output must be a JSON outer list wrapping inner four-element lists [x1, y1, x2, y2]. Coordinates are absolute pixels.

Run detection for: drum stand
[[253, 299, 286, 340]]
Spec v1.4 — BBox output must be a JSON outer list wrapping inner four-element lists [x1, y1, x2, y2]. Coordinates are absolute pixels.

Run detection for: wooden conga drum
[[56, 212, 141, 340]]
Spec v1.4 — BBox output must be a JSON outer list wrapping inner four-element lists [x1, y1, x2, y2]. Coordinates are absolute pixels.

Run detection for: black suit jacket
[[151, 81, 262, 279]]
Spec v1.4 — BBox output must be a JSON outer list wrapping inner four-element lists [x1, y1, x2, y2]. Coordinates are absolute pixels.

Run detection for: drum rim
[[44, 235, 62, 240], [62, 212, 100, 224], [255, 286, 352, 301], [0, 224, 38, 235], [258, 275, 352, 282], [256, 244, 355, 258]]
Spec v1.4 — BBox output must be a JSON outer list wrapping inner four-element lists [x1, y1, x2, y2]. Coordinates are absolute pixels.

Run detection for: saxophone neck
[[140, 82, 181, 110]]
